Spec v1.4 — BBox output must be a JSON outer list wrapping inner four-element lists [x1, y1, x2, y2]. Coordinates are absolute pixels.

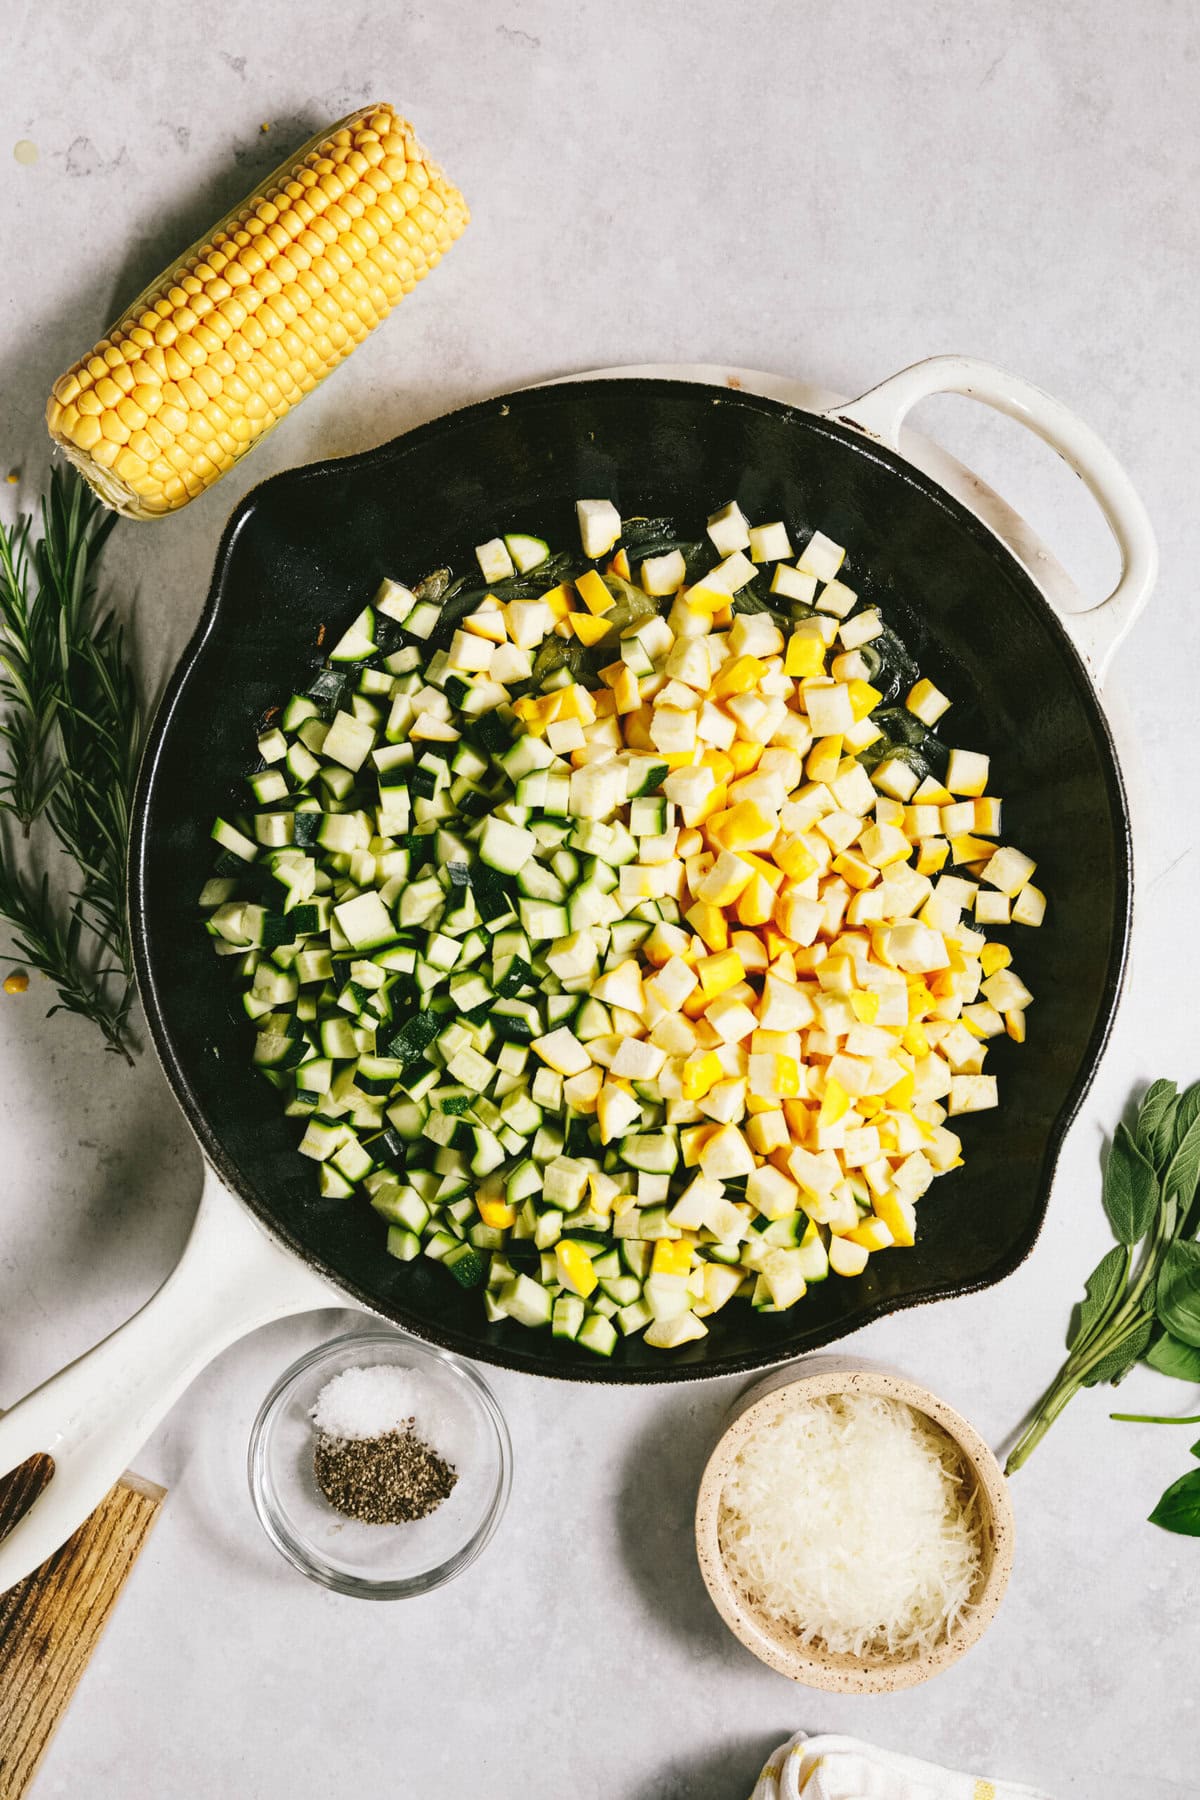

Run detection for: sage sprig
[[1005, 1079, 1200, 1488]]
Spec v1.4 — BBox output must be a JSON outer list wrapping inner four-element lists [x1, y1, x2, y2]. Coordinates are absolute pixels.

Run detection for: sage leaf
[[1146, 1332, 1200, 1384], [1163, 1108, 1200, 1211], [1148, 1468, 1200, 1536], [1102, 1124, 1160, 1245], [1156, 1241, 1200, 1347], [1067, 1244, 1127, 1351], [1081, 1319, 1152, 1387], [1172, 1081, 1200, 1158], [1136, 1079, 1178, 1169]]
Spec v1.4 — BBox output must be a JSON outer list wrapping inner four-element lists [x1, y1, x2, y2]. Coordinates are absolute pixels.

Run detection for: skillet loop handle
[[0, 1168, 345, 1594], [830, 354, 1158, 686]]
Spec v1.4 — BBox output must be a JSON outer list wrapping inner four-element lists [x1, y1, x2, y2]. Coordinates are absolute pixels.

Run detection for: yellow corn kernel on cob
[[46, 107, 468, 519]]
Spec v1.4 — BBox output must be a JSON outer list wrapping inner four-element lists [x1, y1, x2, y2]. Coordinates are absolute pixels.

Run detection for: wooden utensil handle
[[0, 1461, 164, 1799]]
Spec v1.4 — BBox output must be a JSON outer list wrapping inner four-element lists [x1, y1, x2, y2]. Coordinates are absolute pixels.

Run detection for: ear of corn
[[46, 107, 468, 520]]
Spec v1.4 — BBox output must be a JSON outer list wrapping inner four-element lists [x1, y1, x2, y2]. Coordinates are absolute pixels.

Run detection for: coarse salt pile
[[718, 1392, 982, 1660], [311, 1364, 440, 1443]]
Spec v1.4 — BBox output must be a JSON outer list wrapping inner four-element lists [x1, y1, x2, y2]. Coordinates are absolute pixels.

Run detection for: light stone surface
[[2, 3, 1199, 1795]]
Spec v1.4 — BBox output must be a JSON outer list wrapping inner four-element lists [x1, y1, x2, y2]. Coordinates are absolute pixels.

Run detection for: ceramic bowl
[[694, 1357, 1015, 1692]]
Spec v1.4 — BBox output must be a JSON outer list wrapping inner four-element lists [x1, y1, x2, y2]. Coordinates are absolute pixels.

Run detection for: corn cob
[[46, 107, 468, 520]]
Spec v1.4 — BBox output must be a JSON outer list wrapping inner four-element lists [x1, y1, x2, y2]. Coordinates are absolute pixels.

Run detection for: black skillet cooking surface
[[130, 378, 1132, 1381]]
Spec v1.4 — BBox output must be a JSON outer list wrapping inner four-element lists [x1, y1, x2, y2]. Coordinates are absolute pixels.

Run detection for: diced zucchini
[[499, 1274, 553, 1328], [577, 1313, 618, 1357]]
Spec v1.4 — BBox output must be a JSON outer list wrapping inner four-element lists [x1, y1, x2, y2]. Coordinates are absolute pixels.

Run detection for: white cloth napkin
[[750, 1731, 1055, 1800]]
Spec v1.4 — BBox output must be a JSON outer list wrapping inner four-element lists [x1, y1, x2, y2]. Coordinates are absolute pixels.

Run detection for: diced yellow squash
[[651, 1238, 694, 1278], [982, 845, 1038, 897], [568, 610, 614, 646], [575, 568, 615, 616], [541, 581, 576, 620], [832, 850, 878, 890], [697, 1122, 756, 1179], [847, 679, 883, 720], [680, 1123, 720, 1166], [818, 1077, 852, 1128], [556, 1240, 598, 1298], [613, 666, 641, 714], [973, 796, 1003, 836], [735, 873, 776, 926], [785, 632, 826, 677], [478, 1196, 517, 1229], [916, 838, 950, 876], [708, 800, 777, 853], [980, 942, 1012, 977], [696, 851, 755, 907], [829, 1235, 870, 1277], [681, 1051, 724, 1100], [946, 748, 990, 796], [685, 900, 730, 952], [530, 1026, 591, 1076], [596, 1081, 641, 1143], [806, 736, 843, 783], [874, 1188, 917, 1246], [696, 949, 745, 999], [906, 678, 950, 725], [644, 1309, 708, 1348], [726, 739, 763, 775], [847, 1215, 895, 1251], [712, 654, 765, 700], [774, 836, 820, 883], [886, 1070, 915, 1111], [949, 832, 995, 864]]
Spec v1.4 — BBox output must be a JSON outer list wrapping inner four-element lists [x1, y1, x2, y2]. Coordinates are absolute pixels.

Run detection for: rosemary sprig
[[0, 467, 143, 1061], [48, 620, 142, 1016], [0, 841, 132, 1059], [0, 510, 57, 827]]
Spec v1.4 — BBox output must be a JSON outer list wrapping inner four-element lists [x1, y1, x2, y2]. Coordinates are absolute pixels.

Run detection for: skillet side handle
[[0, 1167, 347, 1593], [829, 354, 1158, 686]]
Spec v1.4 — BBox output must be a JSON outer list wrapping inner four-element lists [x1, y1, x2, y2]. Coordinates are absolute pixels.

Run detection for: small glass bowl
[[248, 1328, 511, 1599]]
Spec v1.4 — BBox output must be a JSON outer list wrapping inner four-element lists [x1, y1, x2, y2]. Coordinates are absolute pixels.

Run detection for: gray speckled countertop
[[2, 4, 1198, 1795]]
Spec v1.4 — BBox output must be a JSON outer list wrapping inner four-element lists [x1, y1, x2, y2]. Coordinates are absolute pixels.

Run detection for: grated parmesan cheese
[[718, 1393, 982, 1660]]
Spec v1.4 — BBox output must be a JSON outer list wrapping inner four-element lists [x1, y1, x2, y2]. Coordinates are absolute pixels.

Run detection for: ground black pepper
[[313, 1420, 458, 1524]]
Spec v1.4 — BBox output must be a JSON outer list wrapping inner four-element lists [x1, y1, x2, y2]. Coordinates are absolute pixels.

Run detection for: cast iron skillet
[[131, 374, 1133, 1380]]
